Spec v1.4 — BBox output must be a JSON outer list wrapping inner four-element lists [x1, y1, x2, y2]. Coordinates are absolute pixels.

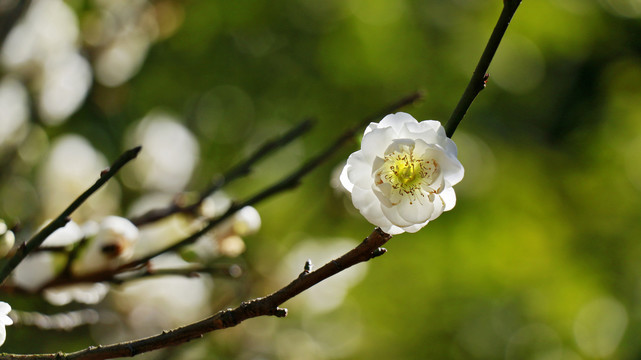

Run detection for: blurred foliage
[[1, 0, 641, 359]]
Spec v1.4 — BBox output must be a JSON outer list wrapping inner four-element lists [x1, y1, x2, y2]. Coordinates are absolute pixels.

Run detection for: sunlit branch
[[0, 146, 142, 285], [0, 228, 390, 360], [129, 118, 316, 227], [445, 0, 522, 138]]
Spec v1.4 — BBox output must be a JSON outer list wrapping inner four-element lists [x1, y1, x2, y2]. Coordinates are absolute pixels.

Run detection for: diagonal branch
[[0, 146, 142, 285], [129, 119, 316, 226], [445, 0, 522, 138], [0, 228, 391, 360], [34, 91, 422, 290]]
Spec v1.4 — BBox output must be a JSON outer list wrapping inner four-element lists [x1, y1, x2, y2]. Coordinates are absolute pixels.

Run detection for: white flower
[[44, 283, 110, 306], [0, 220, 14, 258], [0, 301, 13, 347], [72, 216, 139, 275], [340, 112, 464, 235]]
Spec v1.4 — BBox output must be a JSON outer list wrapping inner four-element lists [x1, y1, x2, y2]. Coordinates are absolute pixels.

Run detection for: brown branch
[[0, 228, 391, 360], [445, 0, 522, 137], [109, 263, 243, 284], [129, 118, 316, 227], [0, 146, 142, 285]]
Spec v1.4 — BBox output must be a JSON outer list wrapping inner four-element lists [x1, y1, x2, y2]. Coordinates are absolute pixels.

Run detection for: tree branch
[[129, 119, 316, 226], [0, 146, 142, 285], [0, 228, 391, 360], [445, 0, 522, 138]]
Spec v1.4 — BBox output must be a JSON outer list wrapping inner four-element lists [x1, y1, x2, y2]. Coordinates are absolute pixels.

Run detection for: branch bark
[[445, 0, 522, 138], [0, 228, 391, 360]]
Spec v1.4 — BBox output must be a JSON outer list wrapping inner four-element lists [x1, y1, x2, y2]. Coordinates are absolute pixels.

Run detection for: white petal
[[441, 136, 459, 157], [401, 220, 429, 233], [380, 224, 405, 235], [378, 112, 418, 134], [440, 156, 464, 186], [381, 204, 414, 227], [339, 163, 354, 193], [352, 186, 382, 219], [429, 196, 445, 221], [402, 120, 443, 142], [0, 315, 12, 326], [397, 199, 434, 224], [361, 126, 396, 160], [439, 187, 457, 211], [345, 151, 374, 189], [0, 302, 10, 315], [0, 325, 6, 347]]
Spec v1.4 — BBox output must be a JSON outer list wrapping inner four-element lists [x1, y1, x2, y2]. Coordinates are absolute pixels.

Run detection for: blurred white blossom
[[127, 112, 199, 192], [0, 220, 15, 258], [38, 51, 92, 124], [12, 252, 58, 292], [12, 220, 84, 292], [0, 77, 29, 149], [107, 253, 212, 340], [72, 216, 139, 275], [1, 0, 91, 125], [0, 302, 13, 347], [189, 204, 261, 260], [340, 112, 464, 235], [41, 220, 84, 247], [1, 0, 78, 69], [44, 283, 110, 306], [39, 135, 120, 221]]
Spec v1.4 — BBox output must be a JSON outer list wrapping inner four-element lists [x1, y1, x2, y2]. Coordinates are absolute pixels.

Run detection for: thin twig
[[0, 228, 391, 360], [445, 0, 522, 138], [110, 263, 243, 284], [129, 119, 316, 227], [10, 309, 99, 331], [0, 147, 142, 285]]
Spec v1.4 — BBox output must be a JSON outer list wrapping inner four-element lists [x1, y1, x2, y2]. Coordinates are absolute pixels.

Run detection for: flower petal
[[439, 187, 457, 211], [0, 302, 10, 315], [0, 315, 12, 326], [401, 221, 429, 233], [380, 224, 405, 235], [0, 325, 6, 347], [339, 163, 354, 193], [345, 151, 374, 189], [361, 126, 396, 160], [352, 186, 384, 222], [378, 112, 418, 134], [381, 204, 414, 227], [397, 199, 434, 224]]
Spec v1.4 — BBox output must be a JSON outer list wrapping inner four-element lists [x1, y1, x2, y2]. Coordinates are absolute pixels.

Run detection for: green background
[[2, 0, 641, 359]]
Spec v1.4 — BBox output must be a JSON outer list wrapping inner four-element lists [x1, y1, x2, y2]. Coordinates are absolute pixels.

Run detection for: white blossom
[[340, 112, 464, 235], [0, 301, 13, 347], [0, 220, 14, 258], [72, 216, 139, 275]]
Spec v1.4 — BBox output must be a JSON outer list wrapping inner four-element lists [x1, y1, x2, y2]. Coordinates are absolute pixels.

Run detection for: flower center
[[374, 144, 440, 205]]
